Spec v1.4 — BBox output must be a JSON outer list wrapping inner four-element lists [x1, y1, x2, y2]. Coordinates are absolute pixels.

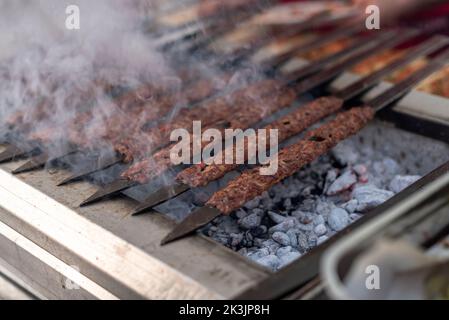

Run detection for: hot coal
[[185, 120, 449, 271]]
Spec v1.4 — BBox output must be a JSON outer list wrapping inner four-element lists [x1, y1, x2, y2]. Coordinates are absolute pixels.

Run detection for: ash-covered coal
[[198, 120, 449, 271]]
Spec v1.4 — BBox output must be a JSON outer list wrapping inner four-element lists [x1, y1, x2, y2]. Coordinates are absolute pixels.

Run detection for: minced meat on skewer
[[113, 79, 284, 162], [121, 86, 297, 183], [177, 96, 344, 188], [206, 107, 374, 215]]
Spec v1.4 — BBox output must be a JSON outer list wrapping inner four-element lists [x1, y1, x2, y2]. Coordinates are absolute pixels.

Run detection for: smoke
[[0, 0, 177, 159], [0, 0, 273, 190]]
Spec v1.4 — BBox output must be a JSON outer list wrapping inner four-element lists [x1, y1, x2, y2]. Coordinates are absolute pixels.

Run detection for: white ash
[[201, 120, 449, 272]]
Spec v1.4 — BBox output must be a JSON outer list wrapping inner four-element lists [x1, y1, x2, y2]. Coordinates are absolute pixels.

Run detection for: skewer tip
[[160, 206, 221, 246], [130, 183, 190, 216], [79, 178, 137, 207]]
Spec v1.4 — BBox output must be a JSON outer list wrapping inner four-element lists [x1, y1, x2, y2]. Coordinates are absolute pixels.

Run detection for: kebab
[[10, 13, 358, 181], [53, 24, 367, 188], [79, 30, 416, 206], [161, 44, 449, 245], [10, 69, 234, 174], [129, 35, 448, 215]]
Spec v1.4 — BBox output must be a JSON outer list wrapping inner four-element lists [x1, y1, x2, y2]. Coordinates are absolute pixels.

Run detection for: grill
[[1, 0, 449, 299]]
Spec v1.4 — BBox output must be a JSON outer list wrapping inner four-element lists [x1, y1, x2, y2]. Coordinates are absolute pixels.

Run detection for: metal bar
[[79, 178, 138, 207], [56, 154, 123, 186], [369, 45, 449, 112], [0, 144, 31, 163], [263, 23, 364, 68], [162, 38, 447, 246], [130, 35, 444, 216]]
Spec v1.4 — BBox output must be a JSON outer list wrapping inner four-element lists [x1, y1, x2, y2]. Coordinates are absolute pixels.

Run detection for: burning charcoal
[[341, 199, 358, 213], [389, 175, 421, 193], [297, 233, 309, 253], [256, 255, 280, 271], [268, 211, 287, 224], [328, 208, 349, 231], [286, 229, 298, 248], [269, 218, 298, 234], [230, 233, 244, 247], [314, 224, 327, 237], [279, 252, 302, 269], [332, 144, 359, 166], [317, 235, 329, 245], [238, 212, 263, 230], [326, 170, 357, 196], [272, 232, 291, 246], [352, 185, 394, 212], [276, 246, 292, 257]]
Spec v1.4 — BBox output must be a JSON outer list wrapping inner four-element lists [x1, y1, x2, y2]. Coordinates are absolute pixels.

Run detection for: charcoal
[[341, 199, 358, 213], [352, 185, 394, 212], [247, 248, 270, 261], [238, 212, 263, 229], [279, 252, 302, 269], [286, 229, 298, 248], [262, 239, 281, 254], [353, 164, 368, 176], [314, 224, 327, 237], [297, 233, 309, 253], [328, 208, 349, 231], [235, 209, 248, 219], [272, 232, 291, 246], [389, 175, 421, 193], [230, 233, 244, 247], [326, 170, 357, 195], [276, 246, 292, 257], [244, 197, 261, 210], [250, 225, 267, 237], [269, 218, 298, 234], [332, 144, 359, 165], [308, 234, 318, 247], [267, 211, 287, 224], [256, 255, 280, 271], [201, 121, 449, 272], [313, 214, 325, 226]]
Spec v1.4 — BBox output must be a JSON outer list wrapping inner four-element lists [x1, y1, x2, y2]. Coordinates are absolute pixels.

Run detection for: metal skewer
[[131, 35, 447, 216], [79, 30, 403, 207], [161, 41, 449, 246]]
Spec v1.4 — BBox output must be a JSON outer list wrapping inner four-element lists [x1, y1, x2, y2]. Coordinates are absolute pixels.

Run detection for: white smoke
[[0, 0, 176, 156]]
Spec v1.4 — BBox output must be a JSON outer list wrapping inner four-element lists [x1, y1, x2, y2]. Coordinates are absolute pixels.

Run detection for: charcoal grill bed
[[0, 77, 449, 300]]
